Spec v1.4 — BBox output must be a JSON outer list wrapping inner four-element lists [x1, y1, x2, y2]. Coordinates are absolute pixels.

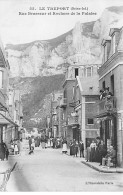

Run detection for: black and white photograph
[[0, 0, 123, 192]]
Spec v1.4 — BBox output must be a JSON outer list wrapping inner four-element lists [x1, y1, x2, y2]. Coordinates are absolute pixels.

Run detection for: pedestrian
[[52, 138, 56, 149], [47, 138, 51, 147], [79, 140, 84, 158], [37, 136, 41, 147], [28, 137, 32, 150], [69, 140, 73, 155], [17, 139, 20, 154], [90, 140, 96, 162], [29, 146, 34, 155], [86, 140, 91, 162], [45, 137, 48, 148], [50, 137, 53, 148], [0, 141, 6, 161], [31, 137, 35, 148], [74, 141, 79, 157], [5, 147, 9, 160], [62, 139, 67, 154], [14, 143, 18, 155], [98, 140, 107, 166], [95, 137, 101, 163]]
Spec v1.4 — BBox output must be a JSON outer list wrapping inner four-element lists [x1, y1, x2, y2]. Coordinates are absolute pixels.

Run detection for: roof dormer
[[109, 28, 120, 56], [102, 39, 111, 63]]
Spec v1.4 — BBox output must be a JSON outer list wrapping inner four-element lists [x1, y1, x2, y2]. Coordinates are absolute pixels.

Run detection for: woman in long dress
[[47, 139, 51, 147], [62, 139, 67, 154], [86, 140, 91, 162], [90, 140, 96, 162], [31, 137, 35, 148]]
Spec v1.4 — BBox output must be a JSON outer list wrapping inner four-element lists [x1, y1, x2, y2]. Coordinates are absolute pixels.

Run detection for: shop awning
[[0, 112, 19, 127]]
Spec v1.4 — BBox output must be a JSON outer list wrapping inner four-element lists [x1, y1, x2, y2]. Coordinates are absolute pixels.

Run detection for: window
[[75, 68, 78, 78], [104, 45, 107, 62], [87, 67, 92, 77], [110, 75, 114, 96], [0, 71, 3, 88], [72, 86, 75, 100], [83, 67, 93, 77], [112, 34, 115, 54], [102, 81, 105, 90], [88, 118, 94, 125], [63, 89, 67, 98]]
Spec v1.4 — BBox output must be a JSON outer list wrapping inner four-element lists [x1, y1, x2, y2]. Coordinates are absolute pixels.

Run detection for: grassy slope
[[10, 74, 65, 131]]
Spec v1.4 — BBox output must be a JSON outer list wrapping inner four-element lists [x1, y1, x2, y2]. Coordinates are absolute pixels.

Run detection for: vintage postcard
[[0, 0, 123, 192]]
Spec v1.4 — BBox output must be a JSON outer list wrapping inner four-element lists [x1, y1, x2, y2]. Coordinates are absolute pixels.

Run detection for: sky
[[0, 0, 123, 46]]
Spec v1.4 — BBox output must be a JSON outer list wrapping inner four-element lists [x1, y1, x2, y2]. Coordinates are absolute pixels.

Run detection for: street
[[6, 142, 123, 192]]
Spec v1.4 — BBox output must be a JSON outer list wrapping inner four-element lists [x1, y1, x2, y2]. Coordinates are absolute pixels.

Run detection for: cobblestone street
[[6, 144, 123, 192]]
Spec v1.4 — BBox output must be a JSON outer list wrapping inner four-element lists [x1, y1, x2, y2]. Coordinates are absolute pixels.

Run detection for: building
[[97, 26, 123, 167], [50, 91, 63, 138], [9, 87, 23, 141], [68, 64, 100, 148], [0, 36, 18, 145], [60, 64, 76, 143], [0, 36, 23, 147]]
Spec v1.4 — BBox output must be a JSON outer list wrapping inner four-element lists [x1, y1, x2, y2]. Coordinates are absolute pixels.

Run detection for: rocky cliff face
[[6, 6, 123, 78]]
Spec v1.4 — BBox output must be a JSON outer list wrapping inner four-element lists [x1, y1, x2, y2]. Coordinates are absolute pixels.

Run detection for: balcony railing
[[59, 98, 67, 108], [98, 96, 116, 115]]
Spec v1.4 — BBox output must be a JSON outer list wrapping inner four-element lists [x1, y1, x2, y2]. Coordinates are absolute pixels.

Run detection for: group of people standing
[[69, 140, 84, 157], [10, 140, 21, 155], [86, 137, 108, 165], [28, 136, 64, 153]]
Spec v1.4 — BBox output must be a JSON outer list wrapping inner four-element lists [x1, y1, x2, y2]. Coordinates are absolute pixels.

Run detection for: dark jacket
[[99, 144, 106, 156], [79, 142, 84, 150], [29, 138, 32, 145]]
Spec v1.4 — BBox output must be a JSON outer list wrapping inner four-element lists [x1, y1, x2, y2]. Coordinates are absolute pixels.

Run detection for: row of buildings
[[46, 26, 123, 167], [0, 37, 23, 148]]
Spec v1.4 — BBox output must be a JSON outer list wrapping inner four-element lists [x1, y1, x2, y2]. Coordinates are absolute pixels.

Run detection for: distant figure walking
[[29, 146, 34, 155], [62, 139, 67, 154], [79, 140, 84, 158], [74, 141, 79, 157], [14, 143, 19, 155], [31, 137, 35, 148], [29, 137, 32, 150], [5, 147, 9, 160]]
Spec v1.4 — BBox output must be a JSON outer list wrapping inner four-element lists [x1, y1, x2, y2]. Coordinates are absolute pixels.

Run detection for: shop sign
[[104, 100, 113, 112]]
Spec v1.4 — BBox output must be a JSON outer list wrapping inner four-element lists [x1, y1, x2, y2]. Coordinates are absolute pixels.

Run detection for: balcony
[[98, 96, 116, 116], [59, 98, 67, 108], [68, 116, 79, 126]]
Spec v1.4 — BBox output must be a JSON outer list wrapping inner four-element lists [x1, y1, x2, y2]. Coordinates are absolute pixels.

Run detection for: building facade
[[97, 27, 123, 167], [71, 64, 100, 148], [0, 36, 23, 147]]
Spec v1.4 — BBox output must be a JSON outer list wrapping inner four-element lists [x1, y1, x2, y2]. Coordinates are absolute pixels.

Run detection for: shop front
[[96, 96, 117, 161], [99, 114, 117, 150]]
